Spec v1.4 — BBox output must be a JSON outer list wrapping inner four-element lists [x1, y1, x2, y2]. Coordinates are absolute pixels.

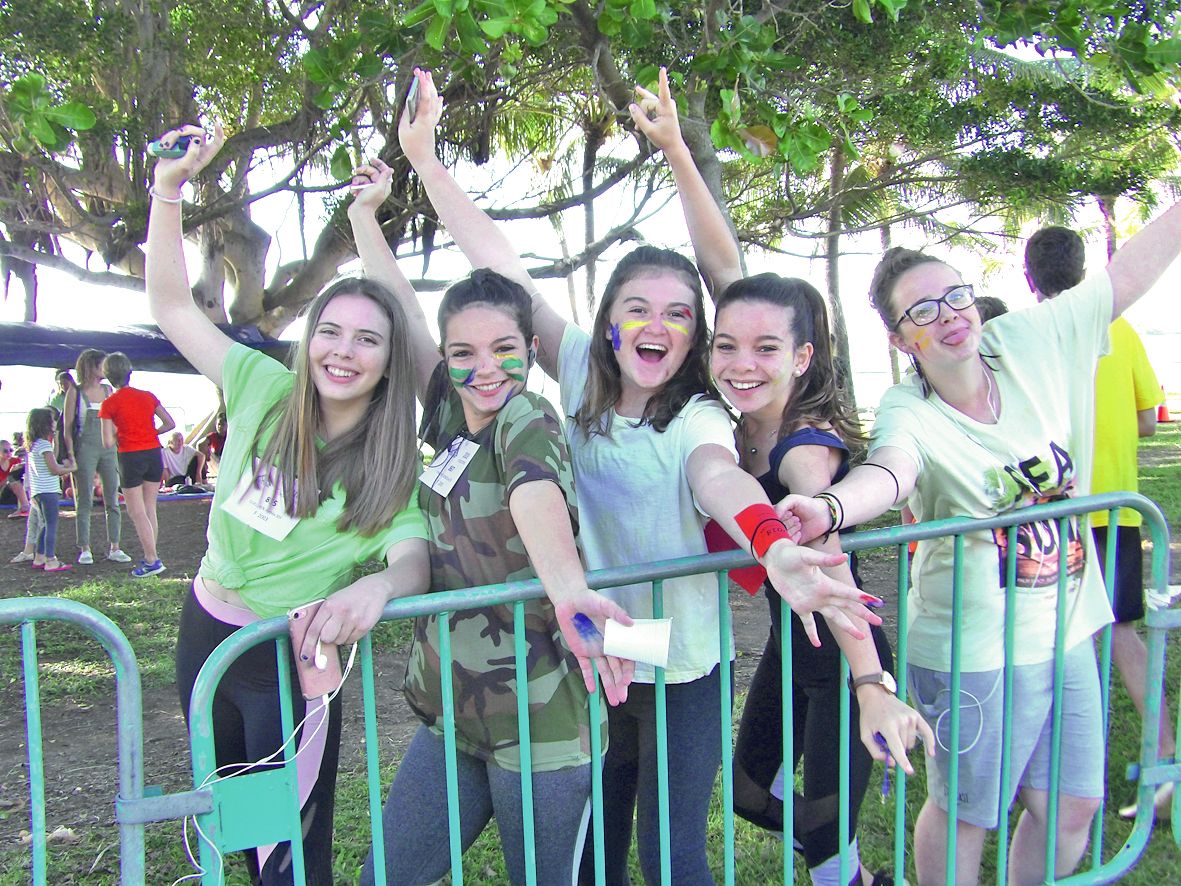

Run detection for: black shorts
[[1092, 525, 1145, 623], [118, 447, 163, 487]]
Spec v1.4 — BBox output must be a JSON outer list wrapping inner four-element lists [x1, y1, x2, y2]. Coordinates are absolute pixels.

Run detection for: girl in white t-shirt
[[400, 67, 881, 885], [775, 201, 1181, 885], [25, 407, 76, 572]]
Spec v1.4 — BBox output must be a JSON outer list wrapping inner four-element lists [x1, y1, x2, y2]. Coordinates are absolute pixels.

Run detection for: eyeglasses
[[892, 284, 976, 330]]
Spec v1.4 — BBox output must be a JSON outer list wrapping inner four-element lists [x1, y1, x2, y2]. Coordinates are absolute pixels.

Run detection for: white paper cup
[[603, 618, 673, 669]]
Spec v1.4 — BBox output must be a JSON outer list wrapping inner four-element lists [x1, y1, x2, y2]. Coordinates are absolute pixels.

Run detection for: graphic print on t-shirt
[[985, 442, 1085, 589], [222, 457, 301, 541]]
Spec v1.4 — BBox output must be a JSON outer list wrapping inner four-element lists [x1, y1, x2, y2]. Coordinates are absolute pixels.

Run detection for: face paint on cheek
[[913, 329, 931, 352], [496, 355, 526, 382], [664, 321, 690, 337], [620, 320, 649, 333], [609, 323, 622, 351], [448, 366, 476, 387]]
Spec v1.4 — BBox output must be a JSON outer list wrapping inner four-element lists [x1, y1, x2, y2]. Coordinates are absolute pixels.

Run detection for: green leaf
[[402, 0, 436, 28], [354, 55, 383, 79], [425, 13, 451, 50], [479, 16, 514, 39], [852, 0, 872, 24], [303, 48, 331, 84], [359, 10, 387, 31], [312, 88, 337, 110], [330, 145, 353, 182], [1146, 37, 1181, 68], [27, 113, 57, 146], [630, 0, 657, 19], [875, 0, 906, 23], [44, 101, 97, 131]]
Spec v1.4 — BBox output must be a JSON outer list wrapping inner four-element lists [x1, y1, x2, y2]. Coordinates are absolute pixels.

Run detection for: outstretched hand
[[775, 493, 838, 547], [150, 123, 225, 198], [761, 542, 883, 647], [398, 67, 444, 166], [630, 67, 686, 154], [551, 591, 636, 707]]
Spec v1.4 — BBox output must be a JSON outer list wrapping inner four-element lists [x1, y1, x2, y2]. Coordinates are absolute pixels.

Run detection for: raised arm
[[347, 158, 442, 402], [398, 69, 569, 378], [632, 68, 743, 299], [778, 444, 934, 771], [508, 480, 635, 706], [685, 442, 884, 646], [145, 124, 232, 387], [1108, 199, 1181, 319]]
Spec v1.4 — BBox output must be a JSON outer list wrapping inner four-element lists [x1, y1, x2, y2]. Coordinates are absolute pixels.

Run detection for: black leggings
[[733, 588, 893, 868], [175, 588, 342, 886]]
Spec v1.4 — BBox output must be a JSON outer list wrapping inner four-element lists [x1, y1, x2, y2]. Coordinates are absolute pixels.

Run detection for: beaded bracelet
[[813, 492, 844, 543]]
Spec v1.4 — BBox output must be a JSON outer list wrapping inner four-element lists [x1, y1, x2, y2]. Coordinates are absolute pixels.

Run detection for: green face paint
[[449, 366, 476, 387], [497, 356, 526, 382]]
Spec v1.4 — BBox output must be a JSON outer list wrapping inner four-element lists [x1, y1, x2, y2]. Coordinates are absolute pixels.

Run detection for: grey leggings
[[73, 411, 120, 549], [360, 725, 591, 886]]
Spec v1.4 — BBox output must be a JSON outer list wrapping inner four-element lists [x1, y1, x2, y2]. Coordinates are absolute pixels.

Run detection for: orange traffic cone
[[1159, 386, 1172, 423]]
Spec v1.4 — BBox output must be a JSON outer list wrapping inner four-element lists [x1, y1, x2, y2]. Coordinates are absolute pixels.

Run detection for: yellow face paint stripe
[[619, 320, 649, 332], [664, 321, 690, 337], [619, 319, 691, 336]]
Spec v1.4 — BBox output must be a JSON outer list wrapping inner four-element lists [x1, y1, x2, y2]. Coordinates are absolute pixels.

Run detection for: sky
[[2, 154, 1178, 442]]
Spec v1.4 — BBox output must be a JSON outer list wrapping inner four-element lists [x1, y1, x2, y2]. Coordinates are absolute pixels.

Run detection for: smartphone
[[147, 134, 195, 159], [405, 78, 420, 124], [287, 600, 343, 700]]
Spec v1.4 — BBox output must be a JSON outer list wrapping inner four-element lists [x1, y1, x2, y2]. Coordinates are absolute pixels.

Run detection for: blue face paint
[[572, 613, 603, 643], [609, 323, 622, 351]]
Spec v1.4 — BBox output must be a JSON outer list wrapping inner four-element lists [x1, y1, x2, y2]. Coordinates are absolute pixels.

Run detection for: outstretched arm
[[686, 443, 884, 646], [398, 69, 569, 378], [1108, 200, 1181, 319], [778, 444, 934, 771], [632, 68, 743, 299], [145, 124, 232, 387], [509, 480, 635, 706], [347, 159, 442, 402]]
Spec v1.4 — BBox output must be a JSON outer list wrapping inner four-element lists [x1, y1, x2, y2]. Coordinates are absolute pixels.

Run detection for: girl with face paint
[[766, 208, 1181, 881], [397, 67, 883, 886], [349, 154, 635, 886]]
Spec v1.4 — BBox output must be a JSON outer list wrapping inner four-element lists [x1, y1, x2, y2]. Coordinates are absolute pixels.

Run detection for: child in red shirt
[[98, 352, 175, 577]]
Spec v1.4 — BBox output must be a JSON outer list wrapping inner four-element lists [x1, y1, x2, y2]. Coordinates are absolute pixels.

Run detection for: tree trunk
[[824, 144, 855, 403], [881, 223, 901, 385], [1097, 194, 1119, 258]]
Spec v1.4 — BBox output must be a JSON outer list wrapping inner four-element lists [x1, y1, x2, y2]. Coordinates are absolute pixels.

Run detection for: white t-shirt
[[161, 443, 198, 478], [558, 325, 738, 683], [28, 439, 61, 496], [870, 272, 1115, 671]]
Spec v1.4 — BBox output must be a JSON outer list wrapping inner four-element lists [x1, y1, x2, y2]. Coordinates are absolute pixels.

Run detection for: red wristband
[[735, 504, 792, 560]]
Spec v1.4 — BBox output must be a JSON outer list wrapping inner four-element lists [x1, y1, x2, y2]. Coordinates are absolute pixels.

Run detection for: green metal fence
[[2, 491, 1176, 884]]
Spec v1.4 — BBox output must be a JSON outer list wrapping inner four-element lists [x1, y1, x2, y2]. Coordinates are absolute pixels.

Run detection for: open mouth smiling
[[324, 365, 358, 380], [636, 343, 668, 363]]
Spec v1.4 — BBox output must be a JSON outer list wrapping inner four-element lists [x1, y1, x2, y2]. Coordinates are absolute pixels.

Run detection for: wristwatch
[[848, 671, 897, 694]]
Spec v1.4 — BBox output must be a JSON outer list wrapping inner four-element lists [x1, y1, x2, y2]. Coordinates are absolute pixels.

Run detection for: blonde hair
[[253, 277, 419, 537]]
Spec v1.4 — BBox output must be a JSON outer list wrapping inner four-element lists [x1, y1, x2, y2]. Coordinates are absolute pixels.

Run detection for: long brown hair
[[253, 277, 419, 537], [573, 246, 718, 437], [74, 349, 106, 387], [716, 273, 864, 451]]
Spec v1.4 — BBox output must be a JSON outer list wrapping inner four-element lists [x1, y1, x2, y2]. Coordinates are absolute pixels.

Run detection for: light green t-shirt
[[199, 345, 427, 619], [871, 273, 1115, 671]]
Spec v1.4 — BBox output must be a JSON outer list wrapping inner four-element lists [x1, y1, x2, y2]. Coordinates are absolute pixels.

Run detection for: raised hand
[[350, 157, 394, 209], [630, 67, 686, 154], [150, 122, 225, 198], [398, 68, 444, 167]]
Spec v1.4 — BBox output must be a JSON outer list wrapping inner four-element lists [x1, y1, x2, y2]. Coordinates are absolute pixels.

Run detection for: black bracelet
[[813, 492, 843, 543], [749, 516, 790, 561], [862, 461, 901, 507]]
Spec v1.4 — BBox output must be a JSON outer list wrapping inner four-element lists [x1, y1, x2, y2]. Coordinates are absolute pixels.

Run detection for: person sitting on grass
[[98, 352, 175, 577], [1, 438, 30, 517], [161, 431, 205, 487]]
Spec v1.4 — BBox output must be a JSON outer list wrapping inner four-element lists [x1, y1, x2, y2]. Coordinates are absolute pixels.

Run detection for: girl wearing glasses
[[777, 206, 1181, 885]]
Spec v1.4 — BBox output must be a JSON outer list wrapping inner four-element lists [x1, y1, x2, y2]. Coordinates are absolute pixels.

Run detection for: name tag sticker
[[222, 461, 300, 541], [419, 436, 479, 498]]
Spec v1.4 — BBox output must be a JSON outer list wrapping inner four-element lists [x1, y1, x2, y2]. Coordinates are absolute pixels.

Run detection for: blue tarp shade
[[0, 322, 292, 373]]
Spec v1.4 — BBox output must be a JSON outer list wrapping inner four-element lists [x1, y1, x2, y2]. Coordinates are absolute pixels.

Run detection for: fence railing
[[1, 491, 1176, 884]]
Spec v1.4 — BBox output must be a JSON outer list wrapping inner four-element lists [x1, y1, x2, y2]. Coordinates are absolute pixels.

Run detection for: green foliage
[[1, 72, 96, 155]]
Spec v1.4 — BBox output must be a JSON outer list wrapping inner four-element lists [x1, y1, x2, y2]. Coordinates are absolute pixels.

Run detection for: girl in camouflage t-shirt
[[352, 158, 635, 885]]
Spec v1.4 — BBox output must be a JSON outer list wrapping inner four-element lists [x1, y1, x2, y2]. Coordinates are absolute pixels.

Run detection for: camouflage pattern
[[404, 366, 605, 772]]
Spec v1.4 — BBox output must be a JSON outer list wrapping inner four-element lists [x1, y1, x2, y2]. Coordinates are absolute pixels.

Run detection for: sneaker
[[106, 549, 132, 563], [9, 551, 34, 564], [78, 550, 94, 565], [132, 559, 166, 578]]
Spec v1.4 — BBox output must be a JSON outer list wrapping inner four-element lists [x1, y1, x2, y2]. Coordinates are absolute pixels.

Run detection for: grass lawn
[[1, 425, 1179, 883]]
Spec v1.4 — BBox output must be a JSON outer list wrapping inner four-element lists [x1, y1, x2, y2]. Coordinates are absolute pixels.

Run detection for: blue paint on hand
[[875, 732, 891, 798], [572, 613, 603, 643], [609, 323, 622, 351]]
